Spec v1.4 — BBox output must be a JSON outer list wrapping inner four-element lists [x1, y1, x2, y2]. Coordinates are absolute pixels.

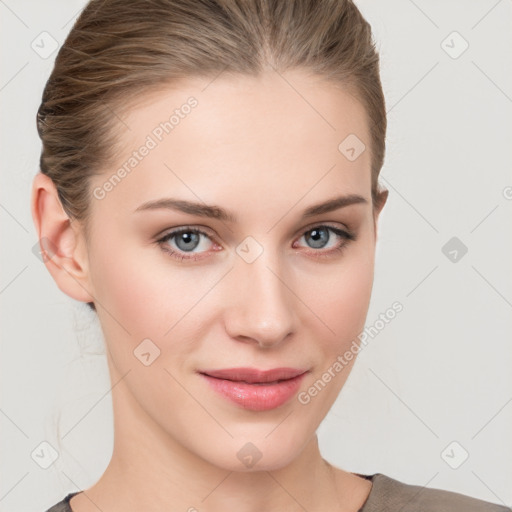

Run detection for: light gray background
[[1, 1, 511, 511]]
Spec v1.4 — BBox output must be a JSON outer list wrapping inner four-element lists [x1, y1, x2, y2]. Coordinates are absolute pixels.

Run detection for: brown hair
[[36, 0, 387, 312]]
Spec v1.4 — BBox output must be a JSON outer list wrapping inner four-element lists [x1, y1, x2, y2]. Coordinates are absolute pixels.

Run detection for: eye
[[294, 225, 356, 258], [156, 227, 215, 262], [155, 224, 356, 262]]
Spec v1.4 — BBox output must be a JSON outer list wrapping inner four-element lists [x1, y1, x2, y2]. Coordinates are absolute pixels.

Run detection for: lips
[[201, 367, 306, 384], [199, 367, 308, 411]]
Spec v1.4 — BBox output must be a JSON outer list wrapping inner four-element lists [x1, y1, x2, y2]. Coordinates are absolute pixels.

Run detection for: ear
[[373, 187, 388, 240], [31, 172, 95, 304]]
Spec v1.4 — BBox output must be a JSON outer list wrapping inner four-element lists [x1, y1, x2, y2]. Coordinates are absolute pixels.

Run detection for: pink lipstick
[[199, 367, 308, 411]]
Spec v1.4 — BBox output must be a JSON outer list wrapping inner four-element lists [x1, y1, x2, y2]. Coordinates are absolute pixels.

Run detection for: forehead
[[90, 69, 372, 216]]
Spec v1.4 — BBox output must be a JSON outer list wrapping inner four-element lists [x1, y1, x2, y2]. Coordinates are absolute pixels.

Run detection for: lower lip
[[200, 373, 307, 411]]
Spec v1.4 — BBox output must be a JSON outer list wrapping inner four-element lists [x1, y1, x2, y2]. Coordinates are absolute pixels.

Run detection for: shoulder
[[359, 473, 511, 512], [44, 492, 79, 512]]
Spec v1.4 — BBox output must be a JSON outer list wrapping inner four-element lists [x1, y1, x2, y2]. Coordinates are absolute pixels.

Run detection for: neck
[[71, 360, 368, 512]]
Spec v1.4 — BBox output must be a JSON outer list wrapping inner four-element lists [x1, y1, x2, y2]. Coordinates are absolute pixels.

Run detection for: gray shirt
[[45, 473, 511, 511]]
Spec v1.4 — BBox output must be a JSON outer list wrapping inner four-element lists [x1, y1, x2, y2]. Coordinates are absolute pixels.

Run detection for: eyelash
[[155, 224, 356, 262]]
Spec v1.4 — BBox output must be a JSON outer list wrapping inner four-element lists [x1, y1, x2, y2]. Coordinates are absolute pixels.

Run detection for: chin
[[190, 427, 313, 473]]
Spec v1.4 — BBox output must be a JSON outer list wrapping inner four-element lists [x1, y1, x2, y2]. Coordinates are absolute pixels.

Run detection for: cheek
[[313, 239, 375, 352], [296, 243, 375, 418], [86, 232, 176, 358], [87, 235, 217, 370]]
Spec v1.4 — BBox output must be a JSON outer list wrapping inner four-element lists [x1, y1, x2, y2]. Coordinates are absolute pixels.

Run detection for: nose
[[223, 249, 297, 349]]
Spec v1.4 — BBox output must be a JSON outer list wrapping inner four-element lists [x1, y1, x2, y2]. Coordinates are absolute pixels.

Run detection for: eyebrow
[[133, 194, 368, 222]]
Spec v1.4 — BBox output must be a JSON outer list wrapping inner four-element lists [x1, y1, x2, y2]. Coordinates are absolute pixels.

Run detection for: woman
[[31, 0, 509, 510]]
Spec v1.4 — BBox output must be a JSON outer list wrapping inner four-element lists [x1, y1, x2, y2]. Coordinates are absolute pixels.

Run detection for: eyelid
[[153, 223, 216, 240], [156, 222, 351, 244], [297, 220, 352, 236]]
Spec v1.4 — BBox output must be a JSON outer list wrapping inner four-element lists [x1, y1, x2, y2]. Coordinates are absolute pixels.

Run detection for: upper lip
[[199, 367, 308, 384]]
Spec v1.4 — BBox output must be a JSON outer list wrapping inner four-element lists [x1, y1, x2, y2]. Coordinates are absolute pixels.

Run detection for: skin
[[32, 68, 387, 512]]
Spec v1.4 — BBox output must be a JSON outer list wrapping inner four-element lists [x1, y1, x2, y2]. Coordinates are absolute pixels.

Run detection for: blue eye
[[156, 227, 213, 261], [156, 224, 355, 262], [300, 226, 353, 250]]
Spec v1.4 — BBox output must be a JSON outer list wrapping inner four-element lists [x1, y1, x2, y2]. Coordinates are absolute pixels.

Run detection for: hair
[[36, 0, 387, 313]]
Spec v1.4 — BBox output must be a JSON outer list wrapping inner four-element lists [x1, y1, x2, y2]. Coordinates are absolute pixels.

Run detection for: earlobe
[[30, 172, 95, 304]]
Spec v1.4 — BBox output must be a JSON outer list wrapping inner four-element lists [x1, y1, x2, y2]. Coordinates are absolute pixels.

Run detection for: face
[[77, 69, 382, 471]]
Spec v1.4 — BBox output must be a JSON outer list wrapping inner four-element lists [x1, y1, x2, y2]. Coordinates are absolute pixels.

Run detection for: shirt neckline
[[355, 473, 394, 511], [63, 473, 383, 512]]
